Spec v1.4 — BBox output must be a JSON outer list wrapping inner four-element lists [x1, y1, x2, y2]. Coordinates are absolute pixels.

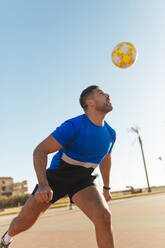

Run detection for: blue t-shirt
[[48, 114, 116, 170]]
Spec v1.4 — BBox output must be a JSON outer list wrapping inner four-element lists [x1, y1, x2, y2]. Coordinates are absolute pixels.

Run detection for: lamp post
[[131, 127, 151, 192]]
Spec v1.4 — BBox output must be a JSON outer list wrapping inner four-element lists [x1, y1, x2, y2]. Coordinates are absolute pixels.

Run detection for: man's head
[[79, 85, 113, 113]]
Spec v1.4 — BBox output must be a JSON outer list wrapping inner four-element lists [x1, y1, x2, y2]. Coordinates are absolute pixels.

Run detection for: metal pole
[[138, 136, 151, 192]]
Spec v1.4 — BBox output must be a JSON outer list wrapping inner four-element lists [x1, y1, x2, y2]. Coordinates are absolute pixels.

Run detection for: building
[[12, 180, 28, 196], [0, 177, 13, 196], [0, 178, 28, 197]]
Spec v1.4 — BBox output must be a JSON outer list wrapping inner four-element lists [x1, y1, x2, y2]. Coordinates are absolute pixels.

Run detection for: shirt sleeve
[[108, 130, 116, 154], [108, 142, 115, 154], [51, 120, 75, 147]]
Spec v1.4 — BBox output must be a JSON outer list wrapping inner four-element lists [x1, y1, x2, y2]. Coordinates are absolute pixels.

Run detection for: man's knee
[[93, 208, 112, 227]]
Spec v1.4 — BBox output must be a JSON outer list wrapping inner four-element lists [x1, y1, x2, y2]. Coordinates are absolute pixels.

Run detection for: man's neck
[[86, 111, 106, 126]]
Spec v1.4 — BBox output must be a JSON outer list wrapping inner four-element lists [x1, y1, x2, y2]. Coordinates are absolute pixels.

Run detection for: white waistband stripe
[[61, 153, 99, 168]]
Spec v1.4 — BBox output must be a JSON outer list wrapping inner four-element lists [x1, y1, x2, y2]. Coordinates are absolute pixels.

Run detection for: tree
[[158, 157, 165, 175], [130, 127, 151, 192]]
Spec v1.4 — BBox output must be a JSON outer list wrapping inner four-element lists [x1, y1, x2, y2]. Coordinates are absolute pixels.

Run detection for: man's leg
[[72, 185, 115, 248], [8, 195, 51, 237], [0, 195, 51, 246]]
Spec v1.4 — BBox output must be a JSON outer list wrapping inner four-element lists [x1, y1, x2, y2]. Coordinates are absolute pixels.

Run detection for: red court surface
[[0, 193, 165, 248]]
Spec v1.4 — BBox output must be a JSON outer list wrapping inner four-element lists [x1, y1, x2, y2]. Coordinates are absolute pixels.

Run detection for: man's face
[[91, 88, 113, 113]]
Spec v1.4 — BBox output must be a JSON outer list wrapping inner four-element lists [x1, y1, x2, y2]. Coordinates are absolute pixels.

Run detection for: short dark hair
[[79, 85, 98, 110]]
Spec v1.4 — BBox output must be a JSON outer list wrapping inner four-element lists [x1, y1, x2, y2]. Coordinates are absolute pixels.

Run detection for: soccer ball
[[112, 42, 137, 69]]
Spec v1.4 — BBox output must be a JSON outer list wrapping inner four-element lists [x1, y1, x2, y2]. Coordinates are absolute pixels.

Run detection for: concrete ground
[[0, 193, 165, 248]]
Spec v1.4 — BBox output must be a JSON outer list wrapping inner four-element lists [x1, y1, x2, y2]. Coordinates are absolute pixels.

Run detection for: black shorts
[[32, 159, 97, 204]]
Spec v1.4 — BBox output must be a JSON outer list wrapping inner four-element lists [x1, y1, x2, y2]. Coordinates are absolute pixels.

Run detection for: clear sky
[[0, 0, 165, 193]]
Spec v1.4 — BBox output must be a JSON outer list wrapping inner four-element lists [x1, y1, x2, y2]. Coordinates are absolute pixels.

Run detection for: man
[[0, 85, 116, 248]]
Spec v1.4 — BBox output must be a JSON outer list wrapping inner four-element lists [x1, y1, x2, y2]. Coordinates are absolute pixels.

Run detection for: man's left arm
[[99, 153, 112, 202]]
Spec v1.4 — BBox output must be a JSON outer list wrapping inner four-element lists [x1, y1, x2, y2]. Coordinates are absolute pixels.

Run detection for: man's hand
[[35, 184, 53, 203], [103, 189, 112, 202]]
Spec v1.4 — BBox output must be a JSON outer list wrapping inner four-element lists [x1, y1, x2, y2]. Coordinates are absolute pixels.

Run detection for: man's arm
[[99, 153, 112, 201], [33, 135, 62, 202]]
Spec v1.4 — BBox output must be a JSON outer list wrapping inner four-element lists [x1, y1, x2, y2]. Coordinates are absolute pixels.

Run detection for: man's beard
[[95, 102, 113, 113]]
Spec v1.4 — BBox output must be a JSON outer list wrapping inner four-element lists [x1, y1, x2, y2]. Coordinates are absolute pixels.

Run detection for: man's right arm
[[33, 134, 62, 202]]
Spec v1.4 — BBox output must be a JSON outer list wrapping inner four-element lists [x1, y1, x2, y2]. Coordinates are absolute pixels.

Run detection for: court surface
[[0, 193, 165, 248]]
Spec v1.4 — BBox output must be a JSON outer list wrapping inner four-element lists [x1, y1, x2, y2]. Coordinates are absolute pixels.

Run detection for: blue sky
[[0, 0, 165, 193]]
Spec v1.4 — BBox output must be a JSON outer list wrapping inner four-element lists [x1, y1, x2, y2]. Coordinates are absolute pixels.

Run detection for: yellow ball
[[112, 42, 137, 69]]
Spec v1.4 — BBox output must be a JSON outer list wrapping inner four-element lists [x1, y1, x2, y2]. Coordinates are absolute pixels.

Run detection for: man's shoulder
[[66, 114, 85, 124]]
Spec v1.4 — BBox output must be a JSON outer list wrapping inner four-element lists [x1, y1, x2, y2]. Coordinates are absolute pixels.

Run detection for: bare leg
[[72, 185, 115, 248], [8, 195, 51, 236]]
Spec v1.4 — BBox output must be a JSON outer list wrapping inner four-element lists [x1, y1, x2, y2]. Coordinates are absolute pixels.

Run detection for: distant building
[[0, 177, 13, 196], [12, 180, 28, 196], [0, 177, 28, 197]]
